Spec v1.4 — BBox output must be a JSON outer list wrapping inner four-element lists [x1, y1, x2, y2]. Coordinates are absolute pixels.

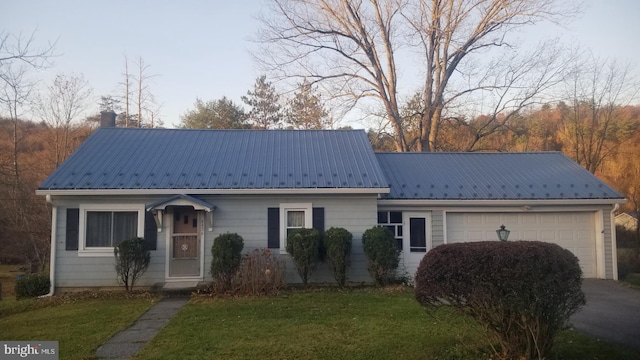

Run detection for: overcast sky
[[2, 0, 639, 128]]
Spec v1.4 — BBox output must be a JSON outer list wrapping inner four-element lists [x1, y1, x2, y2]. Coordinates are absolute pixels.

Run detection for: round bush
[[415, 241, 585, 359], [210, 233, 244, 291], [362, 226, 399, 285], [15, 273, 50, 299], [286, 228, 320, 285], [324, 227, 353, 286]]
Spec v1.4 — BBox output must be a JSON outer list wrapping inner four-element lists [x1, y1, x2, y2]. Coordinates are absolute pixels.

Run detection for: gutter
[[35, 187, 390, 196], [40, 195, 56, 297], [611, 203, 620, 280], [377, 198, 627, 207]]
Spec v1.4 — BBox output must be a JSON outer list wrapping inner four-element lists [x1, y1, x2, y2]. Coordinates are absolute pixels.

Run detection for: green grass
[[623, 273, 640, 287], [135, 288, 640, 360], [1, 294, 158, 360]]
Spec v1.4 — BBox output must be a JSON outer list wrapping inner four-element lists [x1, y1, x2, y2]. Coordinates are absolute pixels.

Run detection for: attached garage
[[446, 212, 598, 278], [375, 152, 626, 280]]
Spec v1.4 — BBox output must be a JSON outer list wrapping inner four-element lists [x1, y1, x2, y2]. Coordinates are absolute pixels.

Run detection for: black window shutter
[[267, 208, 280, 248], [144, 211, 157, 250], [313, 207, 325, 234], [66, 208, 79, 250]]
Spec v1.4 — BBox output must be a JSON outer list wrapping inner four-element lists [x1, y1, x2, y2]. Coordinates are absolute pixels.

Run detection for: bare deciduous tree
[[134, 57, 159, 127], [35, 73, 93, 167], [256, 0, 578, 151], [0, 30, 56, 271], [559, 55, 639, 173]]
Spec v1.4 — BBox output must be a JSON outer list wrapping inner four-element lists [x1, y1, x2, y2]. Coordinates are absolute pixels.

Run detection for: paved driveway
[[570, 279, 640, 350]]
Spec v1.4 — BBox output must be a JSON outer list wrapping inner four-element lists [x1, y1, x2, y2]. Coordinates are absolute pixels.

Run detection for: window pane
[[383, 226, 395, 237], [86, 212, 112, 247], [113, 211, 138, 246], [287, 211, 305, 227], [389, 211, 402, 224], [377, 211, 388, 224], [409, 217, 427, 252]]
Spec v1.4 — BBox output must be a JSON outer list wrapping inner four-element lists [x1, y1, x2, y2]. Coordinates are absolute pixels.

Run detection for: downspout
[[41, 195, 56, 297], [611, 203, 620, 280]]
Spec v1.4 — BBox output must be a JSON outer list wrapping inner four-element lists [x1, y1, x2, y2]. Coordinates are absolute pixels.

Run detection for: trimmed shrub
[[15, 273, 50, 299], [114, 237, 151, 292], [324, 227, 353, 286], [234, 249, 286, 295], [210, 233, 244, 292], [362, 226, 399, 286], [415, 241, 585, 360], [286, 228, 320, 285]]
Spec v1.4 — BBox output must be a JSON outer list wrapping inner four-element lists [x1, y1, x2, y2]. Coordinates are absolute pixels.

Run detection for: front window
[[280, 203, 313, 252], [286, 210, 306, 238], [78, 204, 144, 256], [86, 211, 137, 247]]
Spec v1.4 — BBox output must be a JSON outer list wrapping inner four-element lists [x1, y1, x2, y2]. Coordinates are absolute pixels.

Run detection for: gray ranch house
[[37, 119, 625, 292]]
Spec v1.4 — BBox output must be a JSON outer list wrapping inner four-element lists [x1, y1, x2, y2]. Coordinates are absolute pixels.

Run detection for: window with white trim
[[78, 204, 145, 256], [378, 211, 403, 250], [279, 203, 312, 252]]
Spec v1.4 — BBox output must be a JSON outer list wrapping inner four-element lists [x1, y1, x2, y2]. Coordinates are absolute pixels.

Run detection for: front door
[[402, 212, 431, 277], [169, 206, 201, 277]]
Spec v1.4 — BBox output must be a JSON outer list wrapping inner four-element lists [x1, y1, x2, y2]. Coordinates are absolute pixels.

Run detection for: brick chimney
[[100, 111, 117, 127]]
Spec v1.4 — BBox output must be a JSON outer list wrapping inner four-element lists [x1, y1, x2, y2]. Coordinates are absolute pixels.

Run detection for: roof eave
[[377, 198, 627, 206], [36, 187, 390, 196]]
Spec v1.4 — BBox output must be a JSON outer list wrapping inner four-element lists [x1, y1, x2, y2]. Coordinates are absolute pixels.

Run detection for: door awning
[[146, 194, 216, 231]]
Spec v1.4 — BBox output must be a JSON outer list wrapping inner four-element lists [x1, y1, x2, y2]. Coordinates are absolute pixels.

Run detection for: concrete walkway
[[570, 279, 640, 351], [95, 296, 189, 359]]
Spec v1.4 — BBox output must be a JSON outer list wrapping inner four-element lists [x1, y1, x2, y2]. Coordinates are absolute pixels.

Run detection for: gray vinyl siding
[[197, 195, 377, 283], [54, 202, 165, 288], [431, 210, 444, 247], [51, 195, 619, 290], [601, 206, 614, 279], [52, 194, 378, 289]]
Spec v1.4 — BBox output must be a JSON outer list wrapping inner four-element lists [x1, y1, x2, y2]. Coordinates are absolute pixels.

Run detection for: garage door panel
[[541, 230, 555, 241], [467, 214, 483, 224], [446, 212, 596, 278], [541, 214, 556, 224], [468, 231, 485, 241], [558, 230, 574, 242], [558, 214, 574, 223]]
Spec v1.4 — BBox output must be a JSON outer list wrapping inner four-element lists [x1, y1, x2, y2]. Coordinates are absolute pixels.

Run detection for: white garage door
[[446, 212, 597, 278]]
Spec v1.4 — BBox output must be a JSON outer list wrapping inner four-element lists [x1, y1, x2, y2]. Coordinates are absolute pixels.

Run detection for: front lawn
[[135, 288, 640, 360], [1, 294, 158, 360]]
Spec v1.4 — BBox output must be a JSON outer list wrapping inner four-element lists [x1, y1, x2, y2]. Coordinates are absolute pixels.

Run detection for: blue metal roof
[[39, 129, 389, 191], [376, 152, 624, 200]]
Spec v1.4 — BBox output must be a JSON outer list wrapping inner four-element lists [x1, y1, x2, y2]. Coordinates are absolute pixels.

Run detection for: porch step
[[162, 281, 200, 290]]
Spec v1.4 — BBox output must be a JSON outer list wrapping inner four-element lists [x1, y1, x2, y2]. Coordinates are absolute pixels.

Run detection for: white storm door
[[169, 207, 202, 278], [402, 212, 431, 277]]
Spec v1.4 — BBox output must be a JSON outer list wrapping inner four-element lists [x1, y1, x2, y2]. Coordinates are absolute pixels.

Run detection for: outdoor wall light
[[496, 224, 510, 241]]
